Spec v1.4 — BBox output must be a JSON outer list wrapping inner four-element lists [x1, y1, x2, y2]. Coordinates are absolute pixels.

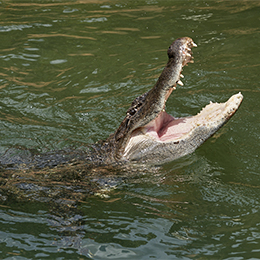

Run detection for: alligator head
[[103, 37, 243, 164]]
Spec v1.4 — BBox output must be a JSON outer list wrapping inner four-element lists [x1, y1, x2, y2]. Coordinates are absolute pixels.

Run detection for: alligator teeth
[[187, 47, 191, 51], [187, 53, 191, 57], [180, 74, 184, 78], [177, 80, 184, 86], [192, 42, 197, 47]]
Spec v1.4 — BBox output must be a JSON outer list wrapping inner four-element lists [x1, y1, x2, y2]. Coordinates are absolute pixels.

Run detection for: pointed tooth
[[187, 53, 191, 57], [180, 74, 184, 78], [177, 80, 184, 86], [187, 47, 191, 51], [189, 59, 194, 63], [192, 42, 197, 47]]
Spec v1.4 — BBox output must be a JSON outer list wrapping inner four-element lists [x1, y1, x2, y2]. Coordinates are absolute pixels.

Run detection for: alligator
[[0, 37, 243, 204], [100, 37, 243, 165], [0, 37, 243, 169]]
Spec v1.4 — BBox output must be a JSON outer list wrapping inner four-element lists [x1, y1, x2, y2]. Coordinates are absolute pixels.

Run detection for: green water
[[0, 0, 260, 259]]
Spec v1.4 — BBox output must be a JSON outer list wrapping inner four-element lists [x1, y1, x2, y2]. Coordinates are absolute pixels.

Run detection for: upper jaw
[[179, 37, 197, 66], [162, 38, 197, 112], [143, 37, 198, 121], [175, 38, 197, 87], [110, 37, 198, 159]]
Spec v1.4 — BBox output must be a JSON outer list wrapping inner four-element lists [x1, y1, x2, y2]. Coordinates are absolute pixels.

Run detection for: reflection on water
[[0, 0, 260, 259]]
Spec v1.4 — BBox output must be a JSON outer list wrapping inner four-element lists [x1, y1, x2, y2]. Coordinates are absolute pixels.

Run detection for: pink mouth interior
[[144, 111, 193, 142]]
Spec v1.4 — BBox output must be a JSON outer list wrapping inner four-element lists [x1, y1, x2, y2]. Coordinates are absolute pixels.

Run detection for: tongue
[[158, 117, 194, 141], [144, 111, 193, 142]]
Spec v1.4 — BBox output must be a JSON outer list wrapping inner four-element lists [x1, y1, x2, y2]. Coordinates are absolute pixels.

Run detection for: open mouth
[[118, 37, 243, 162], [142, 93, 243, 143], [128, 37, 243, 144]]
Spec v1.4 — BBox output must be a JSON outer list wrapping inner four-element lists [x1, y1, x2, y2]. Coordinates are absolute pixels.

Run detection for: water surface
[[0, 1, 260, 259]]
